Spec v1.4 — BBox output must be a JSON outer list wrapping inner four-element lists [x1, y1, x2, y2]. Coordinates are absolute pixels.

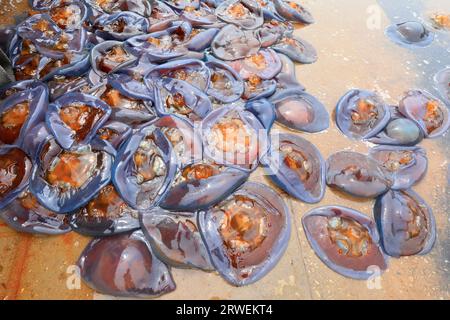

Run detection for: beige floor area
[[0, 0, 449, 299]]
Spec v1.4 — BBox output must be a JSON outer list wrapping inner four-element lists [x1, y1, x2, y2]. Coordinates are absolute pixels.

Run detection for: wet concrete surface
[[0, 0, 449, 300]]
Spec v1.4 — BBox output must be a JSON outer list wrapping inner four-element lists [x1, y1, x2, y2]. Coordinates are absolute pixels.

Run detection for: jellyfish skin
[[369, 145, 427, 190], [374, 189, 436, 257], [262, 133, 326, 203], [159, 162, 250, 212], [28, 137, 114, 213], [335, 89, 391, 140], [112, 124, 178, 211], [325, 151, 392, 198], [77, 230, 176, 298], [198, 181, 291, 286], [302, 206, 388, 280], [140, 208, 214, 271], [270, 88, 329, 133]]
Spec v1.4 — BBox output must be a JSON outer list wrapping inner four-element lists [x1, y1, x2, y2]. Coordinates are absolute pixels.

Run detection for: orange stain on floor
[[2, 235, 32, 300], [62, 232, 74, 246]]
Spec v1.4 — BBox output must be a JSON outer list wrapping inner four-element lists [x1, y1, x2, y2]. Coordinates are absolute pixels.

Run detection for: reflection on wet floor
[[0, 0, 449, 299]]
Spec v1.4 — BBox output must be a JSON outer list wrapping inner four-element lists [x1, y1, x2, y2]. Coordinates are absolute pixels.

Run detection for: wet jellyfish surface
[[243, 76, 277, 101], [106, 59, 156, 100], [153, 77, 212, 123], [206, 60, 244, 103], [302, 206, 388, 279], [228, 49, 282, 80], [215, 0, 264, 30], [385, 21, 434, 48], [96, 121, 132, 152], [368, 117, 424, 146], [434, 67, 450, 104], [0, 99, 31, 145], [180, 4, 223, 28], [78, 230, 176, 298], [9, 14, 91, 81], [46, 93, 112, 149], [0, 146, 33, 210], [374, 189, 436, 258], [93, 11, 150, 41], [91, 41, 136, 77], [429, 13, 450, 31], [335, 89, 391, 140], [398, 90, 450, 138], [326, 151, 392, 198], [47, 75, 92, 101], [272, 36, 317, 64], [140, 208, 214, 271], [185, 26, 219, 53], [46, 2, 88, 31], [245, 98, 276, 130], [270, 89, 329, 133], [275, 53, 305, 92], [112, 124, 177, 211], [123, 23, 193, 62], [262, 133, 326, 203], [99, 84, 155, 126], [369, 146, 427, 190], [0, 188, 71, 235], [198, 182, 291, 286], [164, 0, 200, 11], [70, 184, 140, 237], [201, 105, 268, 171], [146, 58, 211, 91], [257, 19, 291, 47], [211, 24, 261, 61], [153, 114, 202, 166], [273, 0, 315, 25], [160, 161, 249, 212], [29, 138, 113, 213], [0, 86, 48, 146]]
